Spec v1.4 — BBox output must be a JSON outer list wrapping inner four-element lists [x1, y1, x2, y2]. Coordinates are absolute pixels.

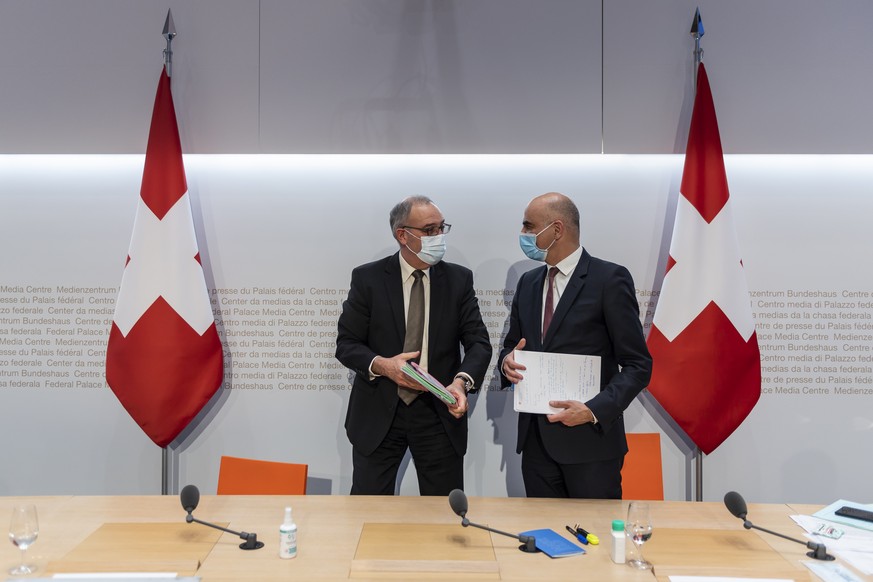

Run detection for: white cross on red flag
[[646, 63, 761, 455], [106, 68, 223, 448]]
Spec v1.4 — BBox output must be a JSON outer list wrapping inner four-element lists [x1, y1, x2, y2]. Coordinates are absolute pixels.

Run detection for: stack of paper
[[791, 500, 873, 577], [400, 361, 457, 405]]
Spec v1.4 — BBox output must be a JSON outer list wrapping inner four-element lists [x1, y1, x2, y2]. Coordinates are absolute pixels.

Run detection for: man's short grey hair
[[389, 195, 434, 234], [541, 194, 580, 234], [552, 196, 580, 232]]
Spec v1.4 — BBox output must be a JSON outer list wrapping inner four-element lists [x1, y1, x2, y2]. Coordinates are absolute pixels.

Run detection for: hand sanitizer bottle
[[279, 506, 297, 559], [610, 519, 625, 564]]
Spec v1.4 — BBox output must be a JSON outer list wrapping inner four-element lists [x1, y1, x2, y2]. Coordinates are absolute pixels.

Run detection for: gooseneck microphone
[[180, 484, 264, 550], [180, 483, 200, 515], [448, 489, 538, 553], [724, 491, 834, 561]]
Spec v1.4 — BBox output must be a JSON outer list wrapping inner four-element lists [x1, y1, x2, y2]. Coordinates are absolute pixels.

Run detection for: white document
[[791, 515, 873, 552], [513, 351, 600, 414], [803, 561, 866, 582], [830, 551, 873, 576], [791, 514, 873, 576], [52, 575, 188, 580]]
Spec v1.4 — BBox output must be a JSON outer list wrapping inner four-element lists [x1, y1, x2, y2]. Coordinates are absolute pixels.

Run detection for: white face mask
[[405, 231, 446, 266]]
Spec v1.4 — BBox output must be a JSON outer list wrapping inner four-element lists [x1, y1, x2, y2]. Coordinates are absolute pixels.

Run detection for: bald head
[[521, 192, 581, 265], [529, 192, 579, 236]]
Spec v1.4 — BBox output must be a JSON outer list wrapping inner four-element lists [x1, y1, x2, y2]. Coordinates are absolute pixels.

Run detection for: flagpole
[[163, 9, 176, 79], [161, 8, 176, 496], [691, 7, 703, 93], [690, 7, 704, 503]]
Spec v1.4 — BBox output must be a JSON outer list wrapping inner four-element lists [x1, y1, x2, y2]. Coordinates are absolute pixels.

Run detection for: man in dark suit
[[499, 192, 652, 499], [336, 196, 492, 496]]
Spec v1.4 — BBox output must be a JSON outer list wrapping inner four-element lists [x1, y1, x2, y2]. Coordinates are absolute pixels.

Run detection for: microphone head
[[181, 484, 200, 513], [448, 488, 468, 518], [724, 490, 748, 520]]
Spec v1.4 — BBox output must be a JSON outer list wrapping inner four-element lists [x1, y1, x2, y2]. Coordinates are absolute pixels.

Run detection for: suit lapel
[[384, 253, 406, 342], [543, 249, 590, 347], [428, 261, 446, 347], [526, 265, 548, 351]]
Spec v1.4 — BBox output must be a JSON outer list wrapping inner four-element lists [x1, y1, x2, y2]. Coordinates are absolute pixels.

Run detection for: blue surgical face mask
[[519, 222, 556, 262], [405, 231, 446, 266]]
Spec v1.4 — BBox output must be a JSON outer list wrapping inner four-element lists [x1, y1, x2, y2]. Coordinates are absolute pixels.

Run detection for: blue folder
[[519, 528, 586, 558]]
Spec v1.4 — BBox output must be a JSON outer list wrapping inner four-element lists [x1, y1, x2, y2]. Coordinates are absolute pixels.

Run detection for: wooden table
[[0, 495, 865, 581]]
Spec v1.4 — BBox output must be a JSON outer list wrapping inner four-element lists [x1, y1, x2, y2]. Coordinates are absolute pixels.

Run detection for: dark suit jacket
[[336, 253, 492, 457], [499, 249, 652, 464]]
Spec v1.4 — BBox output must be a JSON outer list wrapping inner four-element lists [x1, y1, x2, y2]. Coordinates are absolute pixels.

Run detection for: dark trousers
[[521, 419, 623, 499], [351, 394, 463, 496]]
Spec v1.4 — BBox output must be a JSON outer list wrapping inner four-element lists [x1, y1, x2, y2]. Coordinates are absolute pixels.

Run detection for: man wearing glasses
[[336, 195, 492, 495]]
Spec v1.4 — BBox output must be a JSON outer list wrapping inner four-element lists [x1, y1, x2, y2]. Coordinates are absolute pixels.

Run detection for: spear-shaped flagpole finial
[[690, 7, 704, 92], [163, 9, 177, 78]]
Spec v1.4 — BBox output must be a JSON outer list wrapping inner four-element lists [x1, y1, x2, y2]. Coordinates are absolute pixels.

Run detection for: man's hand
[[501, 338, 527, 383], [371, 351, 425, 390], [445, 378, 468, 419], [547, 400, 595, 427]]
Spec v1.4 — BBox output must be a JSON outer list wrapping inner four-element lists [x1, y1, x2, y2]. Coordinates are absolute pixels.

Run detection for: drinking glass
[[625, 501, 653, 570], [8, 504, 39, 576]]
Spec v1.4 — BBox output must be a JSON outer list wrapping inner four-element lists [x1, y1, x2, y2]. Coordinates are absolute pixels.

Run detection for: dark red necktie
[[542, 266, 559, 340]]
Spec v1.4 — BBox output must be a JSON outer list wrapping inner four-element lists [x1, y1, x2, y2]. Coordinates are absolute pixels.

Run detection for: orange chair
[[621, 433, 664, 500], [217, 456, 308, 495]]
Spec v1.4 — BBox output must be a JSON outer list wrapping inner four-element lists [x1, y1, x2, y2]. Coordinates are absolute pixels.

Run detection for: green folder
[[400, 361, 458, 405]]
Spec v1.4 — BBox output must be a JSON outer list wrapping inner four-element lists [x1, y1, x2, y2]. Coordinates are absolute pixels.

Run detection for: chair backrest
[[621, 433, 664, 500], [217, 455, 308, 495]]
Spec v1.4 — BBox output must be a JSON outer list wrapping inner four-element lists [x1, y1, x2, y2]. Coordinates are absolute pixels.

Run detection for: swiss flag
[[106, 69, 223, 448], [646, 63, 761, 455]]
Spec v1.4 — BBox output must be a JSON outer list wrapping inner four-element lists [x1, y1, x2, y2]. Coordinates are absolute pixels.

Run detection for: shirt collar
[[553, 246, 584, 278], [399, 252, 429, 281]]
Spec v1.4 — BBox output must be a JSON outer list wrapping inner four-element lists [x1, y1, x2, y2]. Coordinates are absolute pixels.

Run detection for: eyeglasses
[[402, 223, 452, 237]]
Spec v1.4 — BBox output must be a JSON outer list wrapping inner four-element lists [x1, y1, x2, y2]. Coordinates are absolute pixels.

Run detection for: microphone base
[[518, 543, 539, 553], [807, 550, 835, 561], [240, 540, 265, 550]]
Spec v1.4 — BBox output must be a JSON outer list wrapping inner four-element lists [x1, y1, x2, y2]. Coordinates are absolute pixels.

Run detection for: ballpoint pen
[[565, 525, 589, 545]]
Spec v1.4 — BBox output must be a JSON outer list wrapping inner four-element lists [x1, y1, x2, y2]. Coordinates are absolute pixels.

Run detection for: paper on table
[[813, 500, 873, 534], [668, 578, 792, 582], [512, 351, 600, 414], [791, 514, 873, 576], [830, 551, 873, 577], [52, 575, 193, 580], [803, 561, 865, 582], [791, 515, 873, 552]]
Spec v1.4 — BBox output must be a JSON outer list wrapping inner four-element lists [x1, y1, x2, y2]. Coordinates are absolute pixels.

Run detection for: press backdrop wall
[[1, 1, 872, 503]]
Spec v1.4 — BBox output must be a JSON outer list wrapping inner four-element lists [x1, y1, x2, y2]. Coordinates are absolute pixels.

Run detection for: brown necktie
[[542, 266, 559, 340], [399, 270, 425, 404]]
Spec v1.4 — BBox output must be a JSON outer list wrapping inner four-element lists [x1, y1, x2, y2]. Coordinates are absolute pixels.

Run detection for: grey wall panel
[[1, 1, 870, 154], [166, 0, 261, 153], [0, 0, 260, 154], [604, 1, 873, 153], [0, 1, 161, 153], [603, 0, 694, 154], [258, 0, 602, 153]]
